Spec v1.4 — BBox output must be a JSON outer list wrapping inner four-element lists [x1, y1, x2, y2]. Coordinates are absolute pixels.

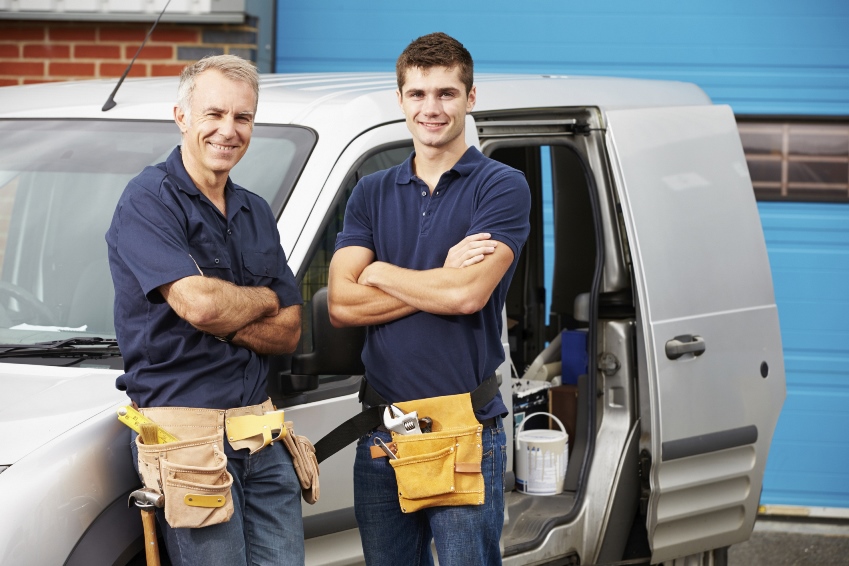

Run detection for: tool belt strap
[[313, 373, 499, 464], [226, 409, 287, 454], [139, 399, 281, 455]]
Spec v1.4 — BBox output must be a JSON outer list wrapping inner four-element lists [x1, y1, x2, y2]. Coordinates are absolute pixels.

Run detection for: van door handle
[[665, 335, 706, 360]]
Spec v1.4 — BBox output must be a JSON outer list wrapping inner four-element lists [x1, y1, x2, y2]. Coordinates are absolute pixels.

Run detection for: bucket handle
[[516, 412, 566, 435]]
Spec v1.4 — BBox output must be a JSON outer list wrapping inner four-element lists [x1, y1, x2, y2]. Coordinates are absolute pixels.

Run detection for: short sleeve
[[334, 180, 376, 252], [108, 180, 201, 300], [469, 169, 532, 259]]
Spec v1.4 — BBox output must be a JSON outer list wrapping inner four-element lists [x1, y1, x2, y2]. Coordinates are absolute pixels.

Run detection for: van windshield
[[0, 119, 314, 349]]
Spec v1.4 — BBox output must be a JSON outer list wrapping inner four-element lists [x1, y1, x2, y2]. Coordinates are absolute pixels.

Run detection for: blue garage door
[[276, 2, 849, 116], [758, 202, 849, 508]]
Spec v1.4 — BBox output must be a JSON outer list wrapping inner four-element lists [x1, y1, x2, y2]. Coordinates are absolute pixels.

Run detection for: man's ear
[[396, 89, 403, 109], [466, 85, 477, 113], [173, 104, 188, 133]]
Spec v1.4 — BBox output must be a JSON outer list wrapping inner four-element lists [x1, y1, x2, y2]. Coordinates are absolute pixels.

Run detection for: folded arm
[[328, 232, 510, 327], [160, 275, 279, 338], [230, 303, 301, 355], [358, 243, 514, 316], [327, 246, 418, 327]]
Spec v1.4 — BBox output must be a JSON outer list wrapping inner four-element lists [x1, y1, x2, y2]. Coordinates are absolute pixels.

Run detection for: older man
[[106, 55, 304, 565]]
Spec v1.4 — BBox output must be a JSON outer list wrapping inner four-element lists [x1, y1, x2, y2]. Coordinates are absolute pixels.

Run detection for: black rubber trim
[[662, 425, 758, 461]]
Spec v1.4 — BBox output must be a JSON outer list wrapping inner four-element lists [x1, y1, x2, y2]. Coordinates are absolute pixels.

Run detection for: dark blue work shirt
[[335, 147, 531, 420], [106, 146, 302, 412]]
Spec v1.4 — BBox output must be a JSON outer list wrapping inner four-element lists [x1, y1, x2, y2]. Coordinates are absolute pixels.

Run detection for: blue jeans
[[353, 417, 506, 566], [131, 438, 304, 566]]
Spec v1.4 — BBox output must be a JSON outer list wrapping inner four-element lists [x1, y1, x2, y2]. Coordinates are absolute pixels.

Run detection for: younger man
[[328, 32, 531, 565]]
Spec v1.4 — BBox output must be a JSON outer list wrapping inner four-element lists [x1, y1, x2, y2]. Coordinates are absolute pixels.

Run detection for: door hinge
[[638, 449, 652, 515]]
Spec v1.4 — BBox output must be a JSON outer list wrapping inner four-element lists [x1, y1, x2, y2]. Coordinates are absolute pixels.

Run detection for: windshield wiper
[[0, 337, 121, 359]]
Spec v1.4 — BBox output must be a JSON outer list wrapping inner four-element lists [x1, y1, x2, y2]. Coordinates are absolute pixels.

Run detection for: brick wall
[[0, 18, 259, 86]]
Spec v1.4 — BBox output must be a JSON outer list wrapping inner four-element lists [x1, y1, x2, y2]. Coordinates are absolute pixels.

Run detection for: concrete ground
[[729, 516, 849, 566]]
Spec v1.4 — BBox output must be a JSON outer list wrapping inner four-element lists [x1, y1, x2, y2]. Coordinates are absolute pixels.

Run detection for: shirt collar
[[394, 146, 484, 185], [165, 146, 251, 218]]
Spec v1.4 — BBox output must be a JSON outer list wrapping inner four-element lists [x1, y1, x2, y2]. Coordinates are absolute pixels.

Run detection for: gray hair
[[176, 55, 260, 117]]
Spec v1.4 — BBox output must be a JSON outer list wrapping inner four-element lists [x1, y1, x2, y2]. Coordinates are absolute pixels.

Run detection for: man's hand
[[231, 303, 301, 355], [443, 233, 499, 268]]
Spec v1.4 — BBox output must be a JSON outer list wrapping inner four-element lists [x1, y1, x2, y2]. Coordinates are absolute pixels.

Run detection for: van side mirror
[[283, 287, 365, 394]]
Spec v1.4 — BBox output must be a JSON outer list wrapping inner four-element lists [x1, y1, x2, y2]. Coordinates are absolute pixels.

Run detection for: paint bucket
[[514, 412, 569, 495]]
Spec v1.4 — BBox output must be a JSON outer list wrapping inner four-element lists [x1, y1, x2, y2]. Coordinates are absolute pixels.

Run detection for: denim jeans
[[353, 417, 506, 566], [131, 437, 304, 566]]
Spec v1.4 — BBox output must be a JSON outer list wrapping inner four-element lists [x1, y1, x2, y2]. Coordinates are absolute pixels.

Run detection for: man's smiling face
[[397, 65, 476, 153], [175, 68, 256, 179]]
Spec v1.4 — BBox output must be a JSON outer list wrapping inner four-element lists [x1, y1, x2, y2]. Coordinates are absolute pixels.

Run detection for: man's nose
[[422, 95, 441, 115], [218, 115, 237, 136]]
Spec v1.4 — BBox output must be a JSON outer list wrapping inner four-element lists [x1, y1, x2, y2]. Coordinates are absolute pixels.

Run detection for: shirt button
[[422, 212, 426, 216], [214, 258, 220, 264], [421, 191, 426, 196], [227, 229, 232, 235]]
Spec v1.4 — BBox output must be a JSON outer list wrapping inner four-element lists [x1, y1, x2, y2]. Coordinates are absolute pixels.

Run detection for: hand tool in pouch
[[118, 406, 172, 565], [117, 405, 179, 443], [383, 405, 422, 435], [128, 488, 164, 566], [374, 437, 398, 459]]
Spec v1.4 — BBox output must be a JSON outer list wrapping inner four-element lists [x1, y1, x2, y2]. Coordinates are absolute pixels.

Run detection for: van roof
[[0, 73, 712, 128]]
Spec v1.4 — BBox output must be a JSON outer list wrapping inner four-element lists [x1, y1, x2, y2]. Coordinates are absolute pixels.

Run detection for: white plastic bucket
[[514, 412, 569, 495]]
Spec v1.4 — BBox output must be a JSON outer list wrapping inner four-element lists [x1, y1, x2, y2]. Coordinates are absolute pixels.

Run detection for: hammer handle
[[140, 508, 161, 566]]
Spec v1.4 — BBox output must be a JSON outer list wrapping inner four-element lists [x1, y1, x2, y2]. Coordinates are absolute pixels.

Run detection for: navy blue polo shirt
[[106, 146, 302, 412], [335, 147, 531, 420]]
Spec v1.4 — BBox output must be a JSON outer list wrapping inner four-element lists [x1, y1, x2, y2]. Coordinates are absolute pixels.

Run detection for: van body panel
[[604, 104, 786, 562]]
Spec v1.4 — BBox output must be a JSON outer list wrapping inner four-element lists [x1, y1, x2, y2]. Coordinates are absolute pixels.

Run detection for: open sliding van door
[[604, 105, 786, 563]]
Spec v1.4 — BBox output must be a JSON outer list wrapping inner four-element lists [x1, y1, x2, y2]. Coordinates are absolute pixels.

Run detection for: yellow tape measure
[[117, 405, 179, 444]]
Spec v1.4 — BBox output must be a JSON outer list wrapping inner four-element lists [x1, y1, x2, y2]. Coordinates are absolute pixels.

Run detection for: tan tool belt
[[378, 392, 485, 513], [136, 399, 319, 528]]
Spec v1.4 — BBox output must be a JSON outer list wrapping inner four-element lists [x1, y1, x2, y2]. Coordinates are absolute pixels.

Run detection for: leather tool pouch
[[281, 421, 320, 504], [388, 392, 485, 513], [135, 407, 234, 529], [228, 401, 319, 503]]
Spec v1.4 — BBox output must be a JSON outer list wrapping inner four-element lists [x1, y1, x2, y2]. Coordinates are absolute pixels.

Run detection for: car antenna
[[102, 0, 171, 112]]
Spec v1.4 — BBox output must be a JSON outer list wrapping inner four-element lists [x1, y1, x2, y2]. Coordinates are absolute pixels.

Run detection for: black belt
[[313, 374, 500, 464], [376, 416, 496, 433]]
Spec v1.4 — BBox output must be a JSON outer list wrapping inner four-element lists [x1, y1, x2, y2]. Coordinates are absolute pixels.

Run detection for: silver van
[[0, 73, 785, 565]]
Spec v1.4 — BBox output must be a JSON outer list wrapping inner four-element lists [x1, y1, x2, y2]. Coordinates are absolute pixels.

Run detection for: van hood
[[0, 363, 127, 465]]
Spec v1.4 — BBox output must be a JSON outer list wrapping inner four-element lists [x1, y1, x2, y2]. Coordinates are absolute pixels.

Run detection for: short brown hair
[[396, 32, 474, 94]]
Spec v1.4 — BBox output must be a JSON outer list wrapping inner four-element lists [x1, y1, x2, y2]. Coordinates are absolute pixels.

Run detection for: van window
[[0, 120, 314, 350], [738, 120, 849, 202]]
